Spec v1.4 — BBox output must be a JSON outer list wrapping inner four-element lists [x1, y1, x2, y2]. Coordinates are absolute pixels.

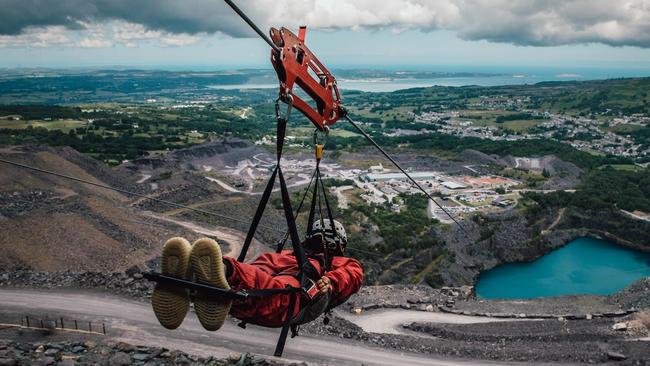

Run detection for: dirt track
[[144, 212, 267, 260], [337, 308, 518, 335], [0, 288, 566, 366]]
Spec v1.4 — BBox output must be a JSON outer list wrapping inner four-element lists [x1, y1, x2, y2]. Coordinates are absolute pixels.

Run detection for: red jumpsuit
[[223, 250, 363, 327]]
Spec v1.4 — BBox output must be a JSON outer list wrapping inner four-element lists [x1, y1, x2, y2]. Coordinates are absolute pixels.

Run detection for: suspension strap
[[278, 165, 313, 284], [275, 168, 317, 253], [238, 167, 278, 262], [238, 98, 318, 284], [318, 168, 340, 263], [239, 99, 291, 262], [318, 168, 336, 232], [274, 289, 299, 357], [307, 163, 320, 234]]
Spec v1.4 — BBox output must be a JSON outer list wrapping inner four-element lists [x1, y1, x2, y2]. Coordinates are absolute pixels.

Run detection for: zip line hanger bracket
[[270, 26, 344, 131]]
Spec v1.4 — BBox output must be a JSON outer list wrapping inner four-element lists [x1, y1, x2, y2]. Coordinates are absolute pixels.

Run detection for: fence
[[18, 315, 106, 335]]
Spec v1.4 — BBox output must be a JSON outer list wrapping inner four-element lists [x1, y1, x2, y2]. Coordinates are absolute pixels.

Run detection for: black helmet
[[306, 219, 347, 256]]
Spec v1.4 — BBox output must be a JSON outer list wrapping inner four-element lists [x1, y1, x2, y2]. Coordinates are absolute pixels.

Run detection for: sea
[[208, 66, 650, 92]]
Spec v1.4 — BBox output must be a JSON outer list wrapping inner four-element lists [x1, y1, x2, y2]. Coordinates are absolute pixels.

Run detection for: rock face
[[609, 277, 650, 309], [434, 209, 543, 287], [0, 339, 297, 366], [606, 351, 627, 361], [432, 204, 650, 287], [343, 284, 470, 313]]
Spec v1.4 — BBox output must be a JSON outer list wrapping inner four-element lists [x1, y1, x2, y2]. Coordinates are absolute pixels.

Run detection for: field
[[601, 164, 647, 172], [346, 105, 414, 122], [605, 124, 645, 134], [0, 118, 86, 132]]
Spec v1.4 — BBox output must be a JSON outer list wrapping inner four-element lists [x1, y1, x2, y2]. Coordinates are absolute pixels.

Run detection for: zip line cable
[[0, 158, 278, 232], [0, 157, 385, 258], [223, 0, 281, 53], [344, 115, 470, 234]]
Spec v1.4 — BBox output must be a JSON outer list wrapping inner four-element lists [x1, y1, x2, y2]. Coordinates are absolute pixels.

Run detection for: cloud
[[113, 22, 201, 47], [454, 0, 650, 47], [0, 0, 649, 48], [0, 26, 74, 48], [78, 38, 112, 48]]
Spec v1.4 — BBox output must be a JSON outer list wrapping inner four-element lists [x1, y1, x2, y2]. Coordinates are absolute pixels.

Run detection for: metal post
[[60, 318, 64, 329], [88, 322, 92, 332], [74, 320, 78, 330], [102, 323, 106, 335]]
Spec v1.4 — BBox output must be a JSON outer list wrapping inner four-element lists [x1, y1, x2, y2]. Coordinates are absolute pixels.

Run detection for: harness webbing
[[307, 164, 320, 234], [275, 168, 317, 253], [238, 166, 278, 262], [237, 106, 318, 284], [275, 290, 299, 356]]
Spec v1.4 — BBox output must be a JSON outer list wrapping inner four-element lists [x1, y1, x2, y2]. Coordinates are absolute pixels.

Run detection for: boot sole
[[190, 238, 232, 331], [151, 237, 192, 330]]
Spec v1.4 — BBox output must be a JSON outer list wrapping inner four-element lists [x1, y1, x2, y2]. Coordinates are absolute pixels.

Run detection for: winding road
[[0, 289, 561, 366], [143, 212, 266, 260], [338, 308, 516, 335]]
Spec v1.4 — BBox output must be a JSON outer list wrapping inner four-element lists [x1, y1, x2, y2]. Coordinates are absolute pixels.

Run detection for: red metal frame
[[270, 26, 343, 131]]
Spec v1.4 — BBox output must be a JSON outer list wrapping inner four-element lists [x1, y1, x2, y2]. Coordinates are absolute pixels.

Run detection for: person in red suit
[[151, 220, 364, 331]]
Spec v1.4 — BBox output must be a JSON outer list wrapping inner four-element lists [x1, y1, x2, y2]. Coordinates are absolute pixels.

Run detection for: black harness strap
[[231, 99, 329, 358], [276, 168, 317, 253], [239, 107, 289, 262], [278, 167, 320, 283], [243, 287, 296, 297], [307, 164, 319, 236], [318, 169, 336, 229], [317, 168, 342, 261], [274, 289, 299, 357], [238, 166, 278, 262]]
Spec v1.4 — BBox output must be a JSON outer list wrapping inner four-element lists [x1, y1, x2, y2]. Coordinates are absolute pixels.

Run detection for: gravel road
[[338, 309, 516, 335], [0, 288, 566, 366]]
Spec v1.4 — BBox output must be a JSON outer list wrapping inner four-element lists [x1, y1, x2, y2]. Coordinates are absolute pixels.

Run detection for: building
[[369, 163, 385, 173], [440, 181, 467, 190], [492, 199, 514, 208], [362, 171, 436, 182]]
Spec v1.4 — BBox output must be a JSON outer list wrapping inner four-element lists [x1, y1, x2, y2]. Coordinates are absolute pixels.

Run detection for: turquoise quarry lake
[[475, 237, 650, 299]]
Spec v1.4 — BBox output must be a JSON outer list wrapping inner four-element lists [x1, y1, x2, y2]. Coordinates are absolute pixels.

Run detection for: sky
[[1, 0, 650, 71]]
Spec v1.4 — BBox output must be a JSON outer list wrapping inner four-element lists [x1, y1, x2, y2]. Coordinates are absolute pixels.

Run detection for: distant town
[[413, 102, 650, 159]]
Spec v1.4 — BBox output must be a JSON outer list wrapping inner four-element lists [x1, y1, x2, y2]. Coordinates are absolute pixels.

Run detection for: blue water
[[208, 66, 650, 92], [475, 237, 650, 299]]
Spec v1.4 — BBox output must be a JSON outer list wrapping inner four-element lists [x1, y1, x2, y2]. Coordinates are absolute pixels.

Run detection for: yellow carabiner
[[315, 144, 324, 161]]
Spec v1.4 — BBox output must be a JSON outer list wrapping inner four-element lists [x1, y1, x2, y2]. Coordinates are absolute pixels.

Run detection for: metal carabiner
[[313, 127, 329, 161], [275, 95, 294, 124], [312, 126, 329, 146]]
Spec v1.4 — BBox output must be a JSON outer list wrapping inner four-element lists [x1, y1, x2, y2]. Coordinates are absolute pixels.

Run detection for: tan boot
[[190, 238, 232, 331], [151, 237, 192, 329]]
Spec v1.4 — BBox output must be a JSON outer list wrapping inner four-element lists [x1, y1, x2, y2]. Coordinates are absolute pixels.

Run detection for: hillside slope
[[0, 145, 194, 271]]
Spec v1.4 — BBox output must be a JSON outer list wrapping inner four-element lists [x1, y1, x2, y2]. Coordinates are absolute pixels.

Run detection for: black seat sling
[[145, 101, 319, 357], [145, 100, 333, 357], [233, 100, 321, 356]]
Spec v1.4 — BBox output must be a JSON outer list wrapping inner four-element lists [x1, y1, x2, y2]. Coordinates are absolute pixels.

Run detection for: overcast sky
[[1, 0, 650, 70]]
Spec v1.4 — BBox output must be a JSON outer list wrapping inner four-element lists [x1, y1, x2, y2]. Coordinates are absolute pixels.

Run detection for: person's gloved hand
[[316, 276, 332, 294]]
